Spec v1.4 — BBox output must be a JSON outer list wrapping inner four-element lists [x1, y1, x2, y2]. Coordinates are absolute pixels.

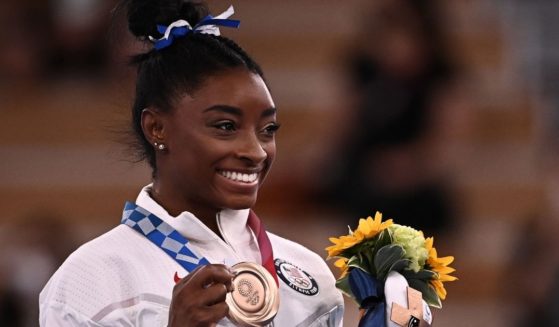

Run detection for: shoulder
[[267, 231, 339, 293], [39, 226, 132, 312], [51, 225, 145, 279], [267, 232, 329, 269], [40, 225, 172, 318], [266, 232, 345, 325]]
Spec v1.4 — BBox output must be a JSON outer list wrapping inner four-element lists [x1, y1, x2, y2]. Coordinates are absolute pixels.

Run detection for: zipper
[[216, 212, 244, 262]]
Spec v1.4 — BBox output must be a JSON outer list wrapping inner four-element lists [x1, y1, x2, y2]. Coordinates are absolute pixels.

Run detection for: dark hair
[[116, 0, 264, 172]]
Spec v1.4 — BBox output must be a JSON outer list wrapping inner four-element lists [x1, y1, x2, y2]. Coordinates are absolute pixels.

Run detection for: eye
[[262, 122, 281, 136], [214, 121, 236, 132]]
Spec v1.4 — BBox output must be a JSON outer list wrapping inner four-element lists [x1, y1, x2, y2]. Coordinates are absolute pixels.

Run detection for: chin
[[223, 195, 258, 210]]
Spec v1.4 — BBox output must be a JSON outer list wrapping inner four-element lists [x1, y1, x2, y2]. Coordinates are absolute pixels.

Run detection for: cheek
[[169, 140, 213, 176], [264, 142, 277, 164], [188, 141, 235, 175]]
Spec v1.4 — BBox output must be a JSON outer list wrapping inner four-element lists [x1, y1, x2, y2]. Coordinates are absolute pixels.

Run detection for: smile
[[218, 170, 259, 184]]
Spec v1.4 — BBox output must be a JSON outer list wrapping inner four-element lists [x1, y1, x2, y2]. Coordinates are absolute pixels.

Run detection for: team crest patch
[[274, 258, 319, 296]]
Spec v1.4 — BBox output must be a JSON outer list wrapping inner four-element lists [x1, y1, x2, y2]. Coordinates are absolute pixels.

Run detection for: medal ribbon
[[121, 202, 210, 272], [247, 210, 279, 286], [121, 202, 278, 284]]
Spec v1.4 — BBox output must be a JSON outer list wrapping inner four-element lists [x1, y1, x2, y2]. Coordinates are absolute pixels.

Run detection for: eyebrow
[[261, 107, 277, 118], [203, 105, 277, 118]]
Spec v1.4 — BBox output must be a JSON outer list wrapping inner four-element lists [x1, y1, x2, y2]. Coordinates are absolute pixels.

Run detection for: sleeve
[[308, 304, 345, 327], [40, 302, 103, 327]]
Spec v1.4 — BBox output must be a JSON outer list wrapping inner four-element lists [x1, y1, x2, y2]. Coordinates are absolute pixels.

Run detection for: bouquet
[[326, 212, 457, 326]]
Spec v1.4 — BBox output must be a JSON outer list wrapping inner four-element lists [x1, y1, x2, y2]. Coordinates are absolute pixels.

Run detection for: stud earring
[[154, 142, 166, 151]]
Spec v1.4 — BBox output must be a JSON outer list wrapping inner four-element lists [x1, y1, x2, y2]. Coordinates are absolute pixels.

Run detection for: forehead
[[176, 69, 275, 114]]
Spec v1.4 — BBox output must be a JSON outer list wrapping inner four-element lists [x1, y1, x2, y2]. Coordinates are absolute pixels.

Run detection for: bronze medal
[[226, 262, 280, 326]]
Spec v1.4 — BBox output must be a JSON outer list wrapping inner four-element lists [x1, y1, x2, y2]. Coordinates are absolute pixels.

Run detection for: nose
[[236, 131, 268, 164]]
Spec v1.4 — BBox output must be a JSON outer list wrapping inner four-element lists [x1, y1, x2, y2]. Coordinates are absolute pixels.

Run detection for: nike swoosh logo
[[174, 272, 183, 284]]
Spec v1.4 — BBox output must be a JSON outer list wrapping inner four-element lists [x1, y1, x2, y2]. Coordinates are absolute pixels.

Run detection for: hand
[[168, 264, 235, 327]]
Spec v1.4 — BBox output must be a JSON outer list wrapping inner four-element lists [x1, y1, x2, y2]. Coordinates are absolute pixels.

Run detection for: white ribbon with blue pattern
[[121, 201, 210, 272]]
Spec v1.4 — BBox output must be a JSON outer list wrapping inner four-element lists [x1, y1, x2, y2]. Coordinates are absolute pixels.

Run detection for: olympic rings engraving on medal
[[225, 262, 279, 326], [238, 279, 253, 296], [237, 278, 260, 306]]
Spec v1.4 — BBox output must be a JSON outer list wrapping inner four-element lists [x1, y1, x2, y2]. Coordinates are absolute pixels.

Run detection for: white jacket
[[39, 185, 344, 326]]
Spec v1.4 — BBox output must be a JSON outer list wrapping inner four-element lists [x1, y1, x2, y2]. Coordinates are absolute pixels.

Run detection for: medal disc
[[226, 262, 280, 326]]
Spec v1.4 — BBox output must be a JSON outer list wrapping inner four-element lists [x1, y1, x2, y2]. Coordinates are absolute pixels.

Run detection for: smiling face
[[149, 68, 278, 219]]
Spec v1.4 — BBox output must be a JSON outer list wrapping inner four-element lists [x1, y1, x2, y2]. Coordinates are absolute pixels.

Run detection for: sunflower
[[326, 233, 365, 258], [326, 212, 393, 258], [354, 212, 393, 239], [430, 279, 447, 300], [425, 237, 458, 300], [334, 257, 349, 277]]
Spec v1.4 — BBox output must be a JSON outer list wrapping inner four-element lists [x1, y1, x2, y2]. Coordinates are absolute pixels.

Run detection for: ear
[[141, 108, 166, 146]]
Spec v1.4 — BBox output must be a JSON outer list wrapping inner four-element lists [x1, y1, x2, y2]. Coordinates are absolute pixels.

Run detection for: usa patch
[[274, 258, 319, 296]]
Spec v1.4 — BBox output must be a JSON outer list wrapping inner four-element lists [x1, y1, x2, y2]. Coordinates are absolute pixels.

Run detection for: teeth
[[220, 170, 258, 183]]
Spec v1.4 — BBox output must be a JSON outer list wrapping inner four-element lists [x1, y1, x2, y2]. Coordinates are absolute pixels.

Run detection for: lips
[[218, 170, 259, 184]]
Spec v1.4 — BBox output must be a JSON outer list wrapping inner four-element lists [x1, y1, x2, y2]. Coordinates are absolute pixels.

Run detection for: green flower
[[389, 224, 428, 272]]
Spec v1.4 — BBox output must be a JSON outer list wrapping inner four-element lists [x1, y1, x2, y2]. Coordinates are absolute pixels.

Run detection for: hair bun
[[178, 1, 209, 27], [125, 0, 209, 39]]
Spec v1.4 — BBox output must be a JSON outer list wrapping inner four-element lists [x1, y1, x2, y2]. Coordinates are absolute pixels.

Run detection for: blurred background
[[1, 0, 559, 326]]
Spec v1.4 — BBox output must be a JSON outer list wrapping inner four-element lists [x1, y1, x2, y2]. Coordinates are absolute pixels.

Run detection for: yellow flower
[[354, 212, 393, 239], [326, 212, 393, 258], [431, 279, 447, 300], [334, 258, 349, 277], [425, 237, 458, 300], [326, 233, 364, 257]]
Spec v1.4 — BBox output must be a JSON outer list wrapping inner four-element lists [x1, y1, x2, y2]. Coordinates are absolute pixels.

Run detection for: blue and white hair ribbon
[[149, 5, 240, 50]]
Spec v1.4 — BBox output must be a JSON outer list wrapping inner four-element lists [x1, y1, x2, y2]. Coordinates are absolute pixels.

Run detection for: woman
[[39, 0, 344, 326]]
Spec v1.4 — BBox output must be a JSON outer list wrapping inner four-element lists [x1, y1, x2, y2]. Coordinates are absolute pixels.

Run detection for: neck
[[150, 180, 222, 237]]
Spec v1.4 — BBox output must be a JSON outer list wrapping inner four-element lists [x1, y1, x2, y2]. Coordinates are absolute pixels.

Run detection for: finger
[[191, 302, 229, 326], [175, 265, 205, 287], [172, 265, 206, 296], [195, 264, 235, 288], [205, 301, 230, 321], [203, 282, 230, 306], [174, 264, 229, 289], [172, 264, 234, 305], [225, 279, 234, 293]]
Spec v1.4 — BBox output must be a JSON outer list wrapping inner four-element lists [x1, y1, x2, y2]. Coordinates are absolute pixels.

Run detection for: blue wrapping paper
[[349, 269, 386, 327]]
